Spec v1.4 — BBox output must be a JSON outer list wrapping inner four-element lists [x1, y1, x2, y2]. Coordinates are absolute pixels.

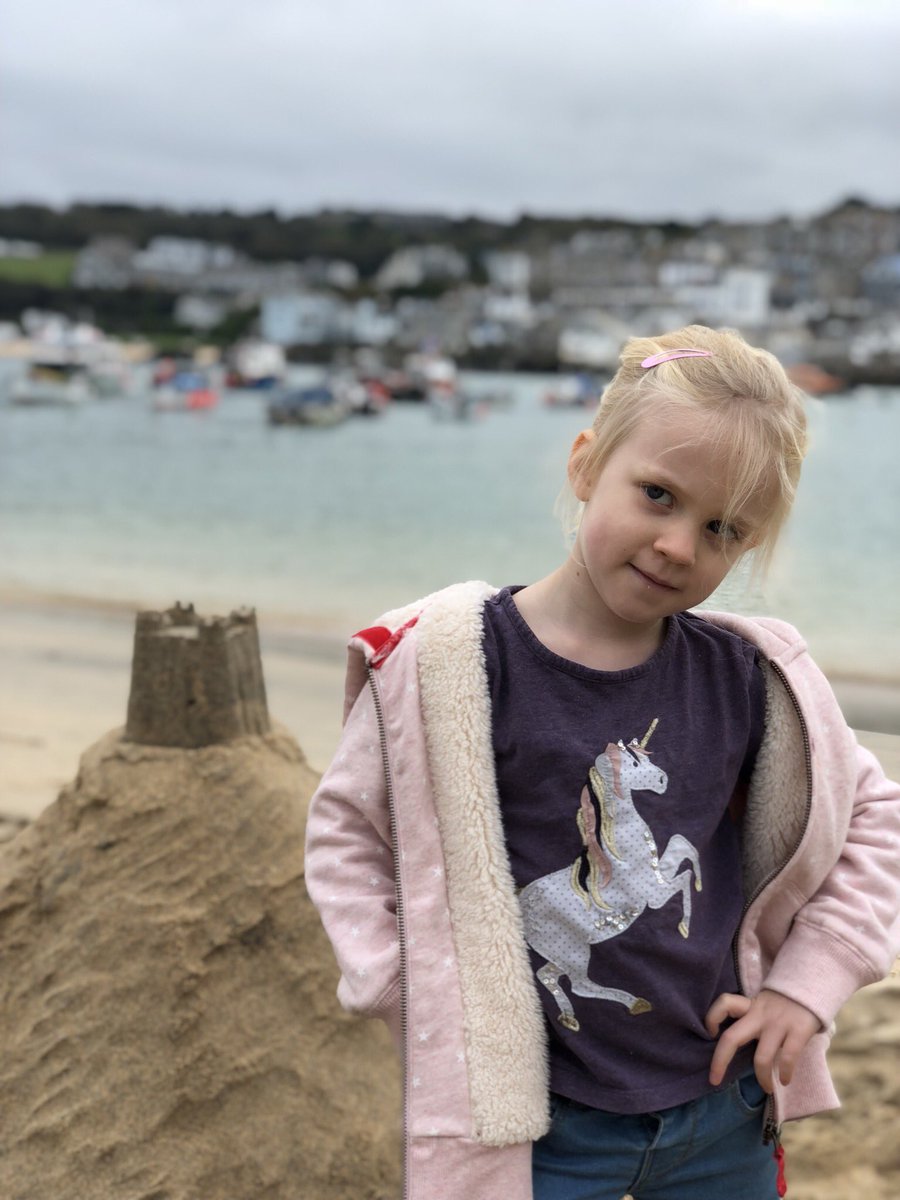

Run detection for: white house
[[558, 310, 629, 369], [375, 244, 468, 290], [260, 291, 347, 346], [73, 237, 137, 289], [174, 294, 230, 331], [482, 250, 532, 293], [133, 237, 237, 277], [0, 238, 41, 258], [482, 292, 534, 328], [666, 267, 772, 329], [346, 299, 398, 345], [302, 258, 360, 290]]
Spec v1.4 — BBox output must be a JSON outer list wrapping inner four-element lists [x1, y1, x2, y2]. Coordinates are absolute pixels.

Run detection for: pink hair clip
[[641, 349, 714, 369]]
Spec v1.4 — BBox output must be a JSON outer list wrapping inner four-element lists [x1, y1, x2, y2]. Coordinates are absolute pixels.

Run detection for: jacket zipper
[[733, 660, 814, 1145], [367, 665, 411, 1200]]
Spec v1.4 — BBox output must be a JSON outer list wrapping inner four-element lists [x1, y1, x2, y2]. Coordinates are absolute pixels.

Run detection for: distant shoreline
[[0, 582, 351, 647]]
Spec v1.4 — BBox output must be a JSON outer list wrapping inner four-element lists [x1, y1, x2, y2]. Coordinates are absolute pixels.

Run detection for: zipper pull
[[763, 1096, 787, 1196], [773, 1138, 787, 1197]]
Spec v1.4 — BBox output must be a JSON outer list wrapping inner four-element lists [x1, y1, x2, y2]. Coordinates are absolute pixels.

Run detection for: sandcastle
[[0, 605, 401, 1200]]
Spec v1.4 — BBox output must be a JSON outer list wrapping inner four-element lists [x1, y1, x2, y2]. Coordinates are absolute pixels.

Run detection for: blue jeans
[[532, 1073, 780, 1200]]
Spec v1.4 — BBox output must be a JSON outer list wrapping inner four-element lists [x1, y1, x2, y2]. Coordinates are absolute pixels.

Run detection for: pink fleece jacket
[[304, 581, 900, 1200]]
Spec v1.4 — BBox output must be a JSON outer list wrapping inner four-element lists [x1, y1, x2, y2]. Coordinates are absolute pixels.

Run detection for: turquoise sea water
[[1, 363, 898, 679]]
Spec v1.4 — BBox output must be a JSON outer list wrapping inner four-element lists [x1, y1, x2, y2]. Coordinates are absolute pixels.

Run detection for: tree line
[[0, 201, 689, 278]]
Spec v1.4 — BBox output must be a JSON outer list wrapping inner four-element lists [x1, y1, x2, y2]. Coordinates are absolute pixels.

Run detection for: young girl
[[304, 325, 900, 1200]]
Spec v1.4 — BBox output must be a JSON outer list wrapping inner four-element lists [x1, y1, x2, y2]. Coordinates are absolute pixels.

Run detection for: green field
[[0, 251, 76, 287]]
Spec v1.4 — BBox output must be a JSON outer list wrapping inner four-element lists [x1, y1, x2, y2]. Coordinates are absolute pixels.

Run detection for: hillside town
[[2, 198, 900, 383]]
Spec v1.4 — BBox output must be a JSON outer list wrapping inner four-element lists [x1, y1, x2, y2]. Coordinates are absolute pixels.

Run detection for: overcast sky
[[2, 0, 899, 224]]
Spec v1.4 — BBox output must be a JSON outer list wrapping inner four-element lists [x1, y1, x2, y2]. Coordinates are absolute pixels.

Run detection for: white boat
[[406, 351, 457, 394], [8, 359, 94, 407], [225, 340, 286, 389], [329, 370, 390, 417]]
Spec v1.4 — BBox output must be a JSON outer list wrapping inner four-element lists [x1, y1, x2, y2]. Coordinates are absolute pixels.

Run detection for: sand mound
[[0, 726, 401, 1200]]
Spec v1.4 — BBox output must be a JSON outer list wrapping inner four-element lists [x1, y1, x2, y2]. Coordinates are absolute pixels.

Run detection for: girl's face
[[567, 408, 765, 637]]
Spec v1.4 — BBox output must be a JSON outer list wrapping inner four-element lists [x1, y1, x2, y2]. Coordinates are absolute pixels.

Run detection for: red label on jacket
[[354, 616, 419, 668], [354, 625, 393, 654]]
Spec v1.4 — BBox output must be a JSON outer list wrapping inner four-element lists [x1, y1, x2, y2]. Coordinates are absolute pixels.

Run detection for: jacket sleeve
[[763, 739, 900, 1027], [304, 679, 402, 1041]]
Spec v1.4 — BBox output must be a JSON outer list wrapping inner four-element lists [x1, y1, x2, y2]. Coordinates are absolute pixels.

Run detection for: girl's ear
[[568, 430, 597, 502]]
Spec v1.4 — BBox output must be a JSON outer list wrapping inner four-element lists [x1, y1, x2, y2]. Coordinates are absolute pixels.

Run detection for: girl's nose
[[654, 522, 696, 566]]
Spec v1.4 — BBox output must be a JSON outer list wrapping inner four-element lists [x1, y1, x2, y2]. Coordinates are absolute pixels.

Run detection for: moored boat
[[152, 369, 219, 412], [8, 359, 93, 407], [543, 372, 607, 409], [225, 340, 287, 390], [330, 371, 391, 417], [785, 362, 846, 395], [266, 385, 347, 427]]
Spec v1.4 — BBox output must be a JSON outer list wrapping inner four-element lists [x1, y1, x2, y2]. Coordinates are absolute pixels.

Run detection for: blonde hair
[[561, 325, 809, 575]]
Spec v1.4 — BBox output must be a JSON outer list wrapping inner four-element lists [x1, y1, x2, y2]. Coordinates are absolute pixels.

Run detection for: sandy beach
[[2, 589, 898, 823]]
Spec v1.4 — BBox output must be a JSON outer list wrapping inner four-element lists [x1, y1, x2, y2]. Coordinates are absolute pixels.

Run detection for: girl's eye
[[642, 484, 673, 507], [707, 519, 742, 543]]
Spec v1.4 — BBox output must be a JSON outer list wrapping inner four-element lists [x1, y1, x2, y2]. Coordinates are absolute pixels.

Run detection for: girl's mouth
[[631, 564, 678, 591]]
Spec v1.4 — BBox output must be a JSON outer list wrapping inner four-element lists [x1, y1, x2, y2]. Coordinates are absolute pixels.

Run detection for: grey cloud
[[2, 0, 899, 219]]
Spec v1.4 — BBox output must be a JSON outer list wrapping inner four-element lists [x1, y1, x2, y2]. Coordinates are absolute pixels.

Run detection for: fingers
[[751, 1031, 779, 1093], [704, 992, 752, 1037], [752, 1030, 799, 1091], [706, 994, 756, 1087], [707, 990, 821, 1091], [709, 1019, 758, 1088], [756, 1011, 819, 1088]]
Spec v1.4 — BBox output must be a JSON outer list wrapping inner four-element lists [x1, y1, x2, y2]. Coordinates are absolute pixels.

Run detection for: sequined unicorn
[[518, 721, 702, 1029]]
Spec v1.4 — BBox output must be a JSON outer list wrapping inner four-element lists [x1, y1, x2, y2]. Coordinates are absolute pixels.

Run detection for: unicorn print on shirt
[[518, 720, 703, 1031]]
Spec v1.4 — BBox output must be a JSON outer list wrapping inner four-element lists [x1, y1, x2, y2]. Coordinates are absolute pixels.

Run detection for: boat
[[428, 384, 479, 421], [378, 367, 427, 401], [380, 351, 458, 402], [152, 368, 219, 412], [6, 323, 139, 405], [785, 362, 846, 395], [330, 371, 391, 417], [543, 373, 607, 409], [426, 378, 496, 422], [8, 358, 94, 407], [152, 356, 187, 387], [266, 385, 347, 427], [86, 356, 136, 399], [225, 340, 286, 390]]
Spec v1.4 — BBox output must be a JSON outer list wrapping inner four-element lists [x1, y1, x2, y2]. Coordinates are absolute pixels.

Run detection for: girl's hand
[[705, 989, 822, 1092]]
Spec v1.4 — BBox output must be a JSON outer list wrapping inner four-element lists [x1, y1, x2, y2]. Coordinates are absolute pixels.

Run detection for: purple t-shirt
[[482, 587, 765, 1114]]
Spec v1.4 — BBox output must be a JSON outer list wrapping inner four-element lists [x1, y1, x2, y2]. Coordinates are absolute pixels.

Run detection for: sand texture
[[782, 972, 900, 1200], [0, 725, 402, 1200]]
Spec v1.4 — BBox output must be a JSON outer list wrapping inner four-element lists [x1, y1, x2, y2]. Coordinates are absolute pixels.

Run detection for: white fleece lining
[[415, 582, 550, 1145], [743, 663, 808, 895], [699, 613, 812, 896]]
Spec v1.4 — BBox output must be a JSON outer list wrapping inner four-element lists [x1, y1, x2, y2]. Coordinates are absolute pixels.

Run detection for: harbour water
[[1, 364, 898, 681]]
